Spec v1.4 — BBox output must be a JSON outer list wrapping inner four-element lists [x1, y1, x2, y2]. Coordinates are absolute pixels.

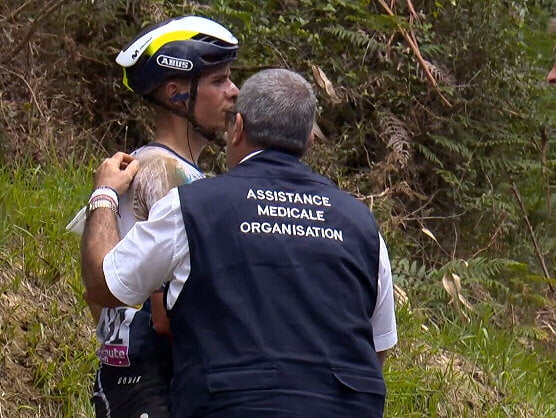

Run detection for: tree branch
[[377, 0, 453, 107], [1, 0, 66, 65], [510, 182, 552, 289], [539, 127, 551, 218]]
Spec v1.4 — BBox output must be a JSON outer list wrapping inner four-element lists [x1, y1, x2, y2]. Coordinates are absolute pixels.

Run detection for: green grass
[[0, 156, 554, 417], [385, 301, 555, 417], [0, 156, 98, 417]]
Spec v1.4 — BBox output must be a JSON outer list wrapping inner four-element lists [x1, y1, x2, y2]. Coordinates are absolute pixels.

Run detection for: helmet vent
[[192, 34, 233, 48]]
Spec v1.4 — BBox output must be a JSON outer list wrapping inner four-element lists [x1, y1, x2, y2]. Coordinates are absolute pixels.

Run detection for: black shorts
[[92, 359, 172, 418]]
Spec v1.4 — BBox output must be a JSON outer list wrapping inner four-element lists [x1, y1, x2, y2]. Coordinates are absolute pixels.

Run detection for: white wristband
[[89, 186, 119, 205]]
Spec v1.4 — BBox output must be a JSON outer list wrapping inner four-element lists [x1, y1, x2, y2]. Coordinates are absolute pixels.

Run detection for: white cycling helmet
[[116, 16, 238, 96]]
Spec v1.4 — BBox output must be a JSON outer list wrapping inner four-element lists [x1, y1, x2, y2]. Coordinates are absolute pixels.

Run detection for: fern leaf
[[376, 111, 412, 170], [414, 143, 444, 167], [418, 60, 456, 88]]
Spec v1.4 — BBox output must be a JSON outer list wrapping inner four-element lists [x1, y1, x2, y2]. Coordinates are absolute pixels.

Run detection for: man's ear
[[166, 81, 190, 107], [302, 130, 315, 156], [231, 112, 244, 145]]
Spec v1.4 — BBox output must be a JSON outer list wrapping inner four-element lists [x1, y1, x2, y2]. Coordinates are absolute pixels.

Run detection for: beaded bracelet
[[87, 185, 120, 218], [86, 196, 119, 218]]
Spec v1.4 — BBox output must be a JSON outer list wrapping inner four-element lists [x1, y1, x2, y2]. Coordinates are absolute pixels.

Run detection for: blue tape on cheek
[[171, 93, 190, 102]]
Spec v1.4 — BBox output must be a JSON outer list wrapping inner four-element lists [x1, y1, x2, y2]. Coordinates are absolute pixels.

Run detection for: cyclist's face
[[194, 64, 239, 132]]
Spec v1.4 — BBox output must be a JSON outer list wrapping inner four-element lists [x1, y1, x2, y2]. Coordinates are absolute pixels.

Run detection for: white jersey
[[96, 143, 204, 366], [117, 143, 205, 235]]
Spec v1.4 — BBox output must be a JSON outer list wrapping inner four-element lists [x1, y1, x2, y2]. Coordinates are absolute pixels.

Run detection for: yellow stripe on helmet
[[145, 30, 199, 56], [122, 68, 132, 91]]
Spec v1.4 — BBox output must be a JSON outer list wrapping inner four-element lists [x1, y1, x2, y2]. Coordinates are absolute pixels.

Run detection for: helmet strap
[[145, 77, 217, 142], [183, 76, 217, 142]]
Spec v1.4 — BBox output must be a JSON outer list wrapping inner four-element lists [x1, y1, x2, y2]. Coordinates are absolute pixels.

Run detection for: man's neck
[[154, 116, 208, 165]]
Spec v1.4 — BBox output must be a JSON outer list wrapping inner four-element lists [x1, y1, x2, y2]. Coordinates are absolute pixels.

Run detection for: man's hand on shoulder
[[81, 152, 139, 308], [94, 152, 140, 195]]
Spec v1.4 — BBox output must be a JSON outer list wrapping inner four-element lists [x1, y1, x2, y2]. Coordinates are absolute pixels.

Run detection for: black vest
[[171, 150, 385, 417]]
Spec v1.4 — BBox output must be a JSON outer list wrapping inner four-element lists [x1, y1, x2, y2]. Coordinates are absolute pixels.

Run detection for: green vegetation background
[[0, 0, 554, 416]]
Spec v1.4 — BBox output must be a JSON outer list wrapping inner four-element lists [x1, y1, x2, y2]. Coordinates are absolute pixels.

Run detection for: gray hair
[[235, 68, 316, 156]]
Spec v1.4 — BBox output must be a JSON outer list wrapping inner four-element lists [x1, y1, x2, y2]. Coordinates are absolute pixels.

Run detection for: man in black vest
[[82, 69, 397, 418]]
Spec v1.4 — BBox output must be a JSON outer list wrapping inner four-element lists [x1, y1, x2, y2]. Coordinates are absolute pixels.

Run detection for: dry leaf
[[442, 273, 471, 322], [452, 274, 474, 311], [311, 64, 341, 103], [394, 284, 409, 307], [312, 121, 327, 141], [442, 273, 458, 305], [421, 227, 439, 244]]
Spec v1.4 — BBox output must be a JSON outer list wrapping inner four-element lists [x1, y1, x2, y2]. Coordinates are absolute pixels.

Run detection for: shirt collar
[[239, 149, 264, 165]]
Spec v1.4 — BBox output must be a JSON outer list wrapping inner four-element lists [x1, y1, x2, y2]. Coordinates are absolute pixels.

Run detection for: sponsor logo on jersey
[[117, 375, 142, 384], [156, 55, 193, 71], [97, 344, 130, 367]]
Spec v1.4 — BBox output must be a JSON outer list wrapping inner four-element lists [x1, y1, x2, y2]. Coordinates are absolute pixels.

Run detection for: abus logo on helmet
[[156, 55, 193, 71]]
